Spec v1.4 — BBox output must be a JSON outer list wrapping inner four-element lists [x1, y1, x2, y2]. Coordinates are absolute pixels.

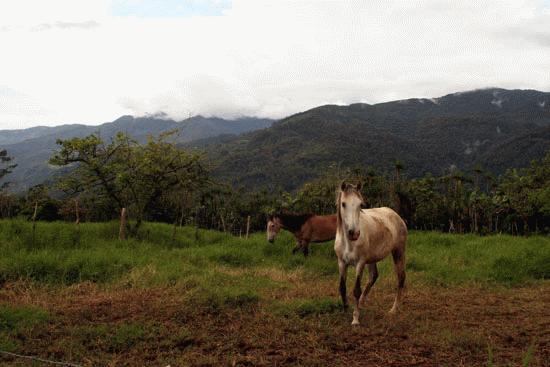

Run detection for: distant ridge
[[0, 115, 274, 192], [198, 88, 550, 190], [2, 88, 549, 193]]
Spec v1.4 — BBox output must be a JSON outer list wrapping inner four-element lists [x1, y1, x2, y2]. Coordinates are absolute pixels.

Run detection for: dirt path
[[1, 282, 549, 366]]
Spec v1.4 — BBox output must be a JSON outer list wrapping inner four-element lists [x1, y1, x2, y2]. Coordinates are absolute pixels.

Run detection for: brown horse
[[266, 213, 337, 256], [335, 182, 407, 325]]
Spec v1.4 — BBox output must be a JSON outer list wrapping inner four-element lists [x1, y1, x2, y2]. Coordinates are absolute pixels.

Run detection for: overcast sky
[[1, 0, 550, 129]]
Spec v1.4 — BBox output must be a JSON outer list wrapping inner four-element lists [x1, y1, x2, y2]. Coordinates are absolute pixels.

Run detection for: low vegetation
[[1, 220, 548, 287], [0, 220, 548, 365]]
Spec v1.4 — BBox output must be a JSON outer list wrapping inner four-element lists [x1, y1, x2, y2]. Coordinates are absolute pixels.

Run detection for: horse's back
[[309, 214, 337, 242], [361, 207, 407, 245]]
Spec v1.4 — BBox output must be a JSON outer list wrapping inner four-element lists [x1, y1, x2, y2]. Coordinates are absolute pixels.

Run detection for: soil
[[1, 281, 548, 366]]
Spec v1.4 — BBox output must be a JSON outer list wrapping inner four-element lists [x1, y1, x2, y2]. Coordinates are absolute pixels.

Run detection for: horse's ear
[[356, 182, 362, 191], [340, 181, 347, 191]]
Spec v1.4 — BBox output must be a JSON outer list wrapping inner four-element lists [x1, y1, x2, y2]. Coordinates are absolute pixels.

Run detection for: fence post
[[172, 217, 178, 242], [220, 215, 227, 233], [119, 207, 127, 240], [31, 201, 38, 245], [74, 199, 80, 245], [245, 215, 251, 239], [194, 206, 201, 243], [74, 199, 80, 225], [179, 206, 185, 227]]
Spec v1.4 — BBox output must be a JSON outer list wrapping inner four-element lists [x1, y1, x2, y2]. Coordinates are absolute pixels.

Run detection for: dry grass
[[1, 276, 548, 366]]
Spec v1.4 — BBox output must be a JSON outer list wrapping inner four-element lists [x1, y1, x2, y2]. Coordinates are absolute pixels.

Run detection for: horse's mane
[[273, 212, 314, 232]]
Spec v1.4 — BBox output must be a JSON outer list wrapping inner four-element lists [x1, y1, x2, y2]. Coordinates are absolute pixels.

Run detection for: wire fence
[[0, 350, 82, 367]]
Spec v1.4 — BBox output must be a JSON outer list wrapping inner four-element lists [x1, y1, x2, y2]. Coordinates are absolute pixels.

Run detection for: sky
[[1, 0, 550, 129]]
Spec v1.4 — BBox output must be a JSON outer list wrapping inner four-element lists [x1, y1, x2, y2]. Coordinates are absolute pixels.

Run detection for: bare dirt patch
[[1, 280, 548, 366]]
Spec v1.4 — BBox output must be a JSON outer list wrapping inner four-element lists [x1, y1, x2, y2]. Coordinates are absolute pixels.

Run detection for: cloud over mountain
[[1, 0, 550, 129]]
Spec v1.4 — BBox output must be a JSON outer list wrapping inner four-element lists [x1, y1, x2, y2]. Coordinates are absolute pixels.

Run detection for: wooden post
[[172, 218, 178, 242], [220, 215, 227, 233], [119, 207, 127, 240], [32, 201, 38, 221], [74, 199, 81, 245], [31, 201, 38, 245], [245, 215, 251, 239], [194, 206, 200, 243], [74, 199, 80, 225], [179, 205, 185, 227]]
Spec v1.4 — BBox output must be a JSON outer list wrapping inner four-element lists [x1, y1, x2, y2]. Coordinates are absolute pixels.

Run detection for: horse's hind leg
[[359, 263, 378, 305], [389, 248, 406, 315], [292, 240, 309, 257], [301, 243, 309, 257], [291, 240, 303, 255]]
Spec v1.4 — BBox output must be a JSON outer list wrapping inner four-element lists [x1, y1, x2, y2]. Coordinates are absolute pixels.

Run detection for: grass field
[[0, 219, 549, 366]]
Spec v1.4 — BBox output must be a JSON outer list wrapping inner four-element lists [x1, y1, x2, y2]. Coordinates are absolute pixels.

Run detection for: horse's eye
[[342, 202, 346, 208]]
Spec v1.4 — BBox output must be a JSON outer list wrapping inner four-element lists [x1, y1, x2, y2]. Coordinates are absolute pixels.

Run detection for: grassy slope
[[0, 220, 549, 366], [0, 220, 548, 286]]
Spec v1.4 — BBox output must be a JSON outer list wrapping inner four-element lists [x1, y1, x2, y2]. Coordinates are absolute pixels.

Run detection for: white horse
[[335, 182, 407, 325]]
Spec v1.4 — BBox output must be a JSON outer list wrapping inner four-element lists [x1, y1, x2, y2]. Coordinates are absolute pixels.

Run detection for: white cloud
[[1, 0, 550, 129]]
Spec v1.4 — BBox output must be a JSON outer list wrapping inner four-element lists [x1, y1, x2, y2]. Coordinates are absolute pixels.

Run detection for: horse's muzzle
[[348, 230, 360, 241]]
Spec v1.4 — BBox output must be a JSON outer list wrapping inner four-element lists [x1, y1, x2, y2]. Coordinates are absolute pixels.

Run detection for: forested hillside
[[0, 115, 273, 191], [198, 88, 550, 190]]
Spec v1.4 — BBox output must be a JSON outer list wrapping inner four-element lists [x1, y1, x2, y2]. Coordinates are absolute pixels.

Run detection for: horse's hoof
[[388, 308, 397, 316], [351, 320, 360, 326]]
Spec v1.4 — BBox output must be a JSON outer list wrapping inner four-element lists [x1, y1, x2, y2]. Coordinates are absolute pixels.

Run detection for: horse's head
[[266, 215, 282, 243], [337, 181, 364, 241]]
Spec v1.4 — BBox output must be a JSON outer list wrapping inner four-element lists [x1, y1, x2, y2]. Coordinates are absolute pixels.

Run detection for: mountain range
[[1, 88, 549, 193], [190, 88, 550, 190], [0, 115, 274, 192]]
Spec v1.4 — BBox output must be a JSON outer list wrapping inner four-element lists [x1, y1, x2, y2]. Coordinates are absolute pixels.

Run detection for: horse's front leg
[[292, 235, 304, 255], [352, 261, 366, 326], [301, 240, 310, 257], [338, 259, 348, 311]]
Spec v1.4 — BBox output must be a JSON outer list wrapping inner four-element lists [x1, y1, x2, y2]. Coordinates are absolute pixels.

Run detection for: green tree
[[50, 131, 207, 232], [0, 149, 17, 190], [0, 149, 18, 218]]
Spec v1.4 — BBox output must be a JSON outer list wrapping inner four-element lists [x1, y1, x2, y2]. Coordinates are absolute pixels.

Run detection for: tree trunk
[[119, 207, 127, 240], [245, 215, 251, 239]]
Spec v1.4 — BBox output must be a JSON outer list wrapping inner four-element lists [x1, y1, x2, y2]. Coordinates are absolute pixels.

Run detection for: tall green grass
[[0, 219, 548, 289]]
